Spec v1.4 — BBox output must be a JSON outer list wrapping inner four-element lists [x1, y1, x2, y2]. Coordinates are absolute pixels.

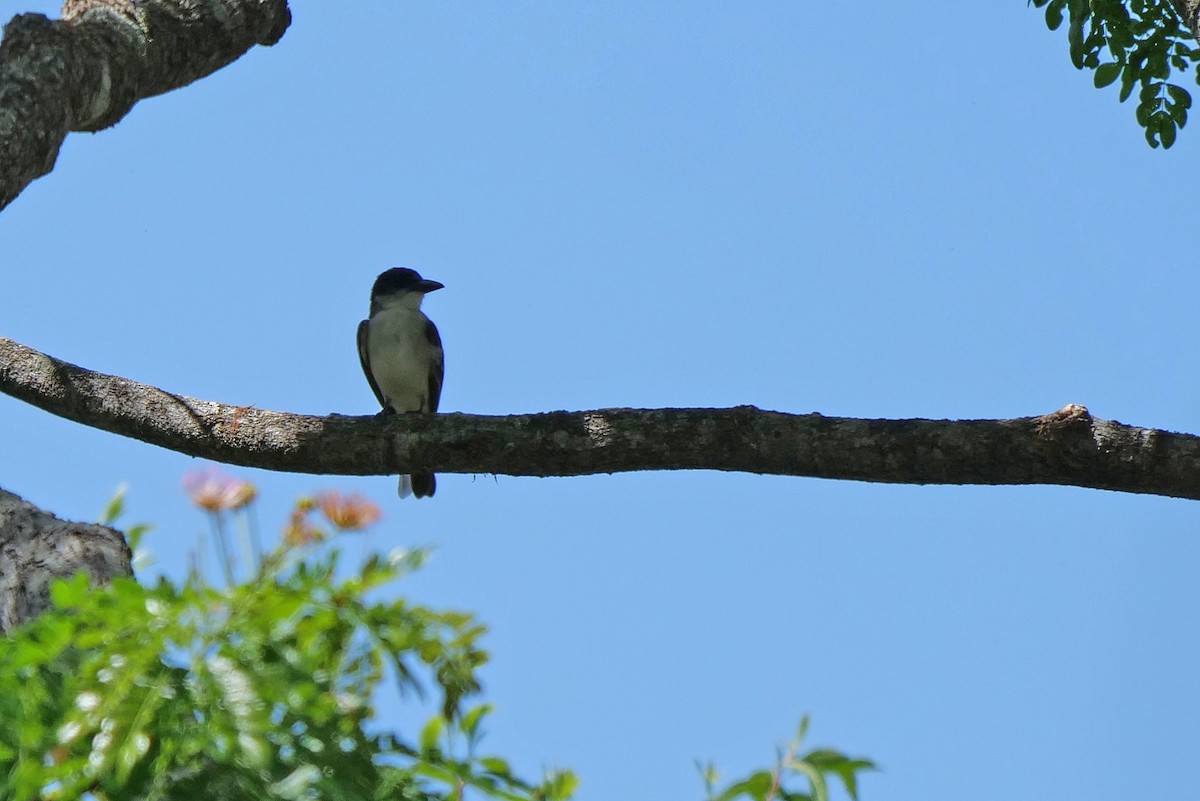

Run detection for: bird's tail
[[411, 472, 436, 498], [397, 473, 436, 499]]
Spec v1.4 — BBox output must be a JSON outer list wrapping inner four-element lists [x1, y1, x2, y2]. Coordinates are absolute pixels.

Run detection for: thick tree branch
[[1169, 0, 1200, 43], [4, 335, 1200, 500], [0, 0, 290, 210], [0, 486, 132, 632]]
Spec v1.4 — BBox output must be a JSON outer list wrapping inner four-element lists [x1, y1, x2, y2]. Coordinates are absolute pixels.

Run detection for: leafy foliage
[[1030, 0, 1200, 147], [698, 717, 876, 801], [0, 539, 569, 801], [0, 482, 875, 799]]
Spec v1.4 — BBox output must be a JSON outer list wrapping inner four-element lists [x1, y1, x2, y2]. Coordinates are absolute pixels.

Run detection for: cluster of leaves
[[698, 717, 874, 801], [1031, 0, 1200, 147], [0, 542, 572, 801], [0, 480, 876, 800]]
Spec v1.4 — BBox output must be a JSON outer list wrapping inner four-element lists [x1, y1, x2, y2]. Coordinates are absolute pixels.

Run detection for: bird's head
[[370, 268, 444, 313]]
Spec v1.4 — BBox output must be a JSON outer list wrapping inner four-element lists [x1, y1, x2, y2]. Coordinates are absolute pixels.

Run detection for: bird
[[357, 267, 445, 498]]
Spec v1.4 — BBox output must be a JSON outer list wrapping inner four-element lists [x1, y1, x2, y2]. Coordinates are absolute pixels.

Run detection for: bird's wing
[[424, 318, 444, 413], [357, 319, 388, 410]]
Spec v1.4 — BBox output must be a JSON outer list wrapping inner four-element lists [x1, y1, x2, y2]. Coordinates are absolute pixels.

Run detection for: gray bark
[[0, 487, 132, 633], [1169, 0, 1200, 42], [3, 335, 1200, 501], [0, 0, 290, 210]]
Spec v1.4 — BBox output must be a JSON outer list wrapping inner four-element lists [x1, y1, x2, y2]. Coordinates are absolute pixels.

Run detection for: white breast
[[366, 306, 437, 412]]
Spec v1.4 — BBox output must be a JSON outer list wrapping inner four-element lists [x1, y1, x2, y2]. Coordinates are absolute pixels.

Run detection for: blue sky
[[4, 2, 1200, 799]]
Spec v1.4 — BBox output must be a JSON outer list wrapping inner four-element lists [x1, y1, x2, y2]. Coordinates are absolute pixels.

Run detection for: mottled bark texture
[[0, 0, 290, 210], [0, 487, 132, 632], [4, 336, 1200, 500], [1169, 0, 1200, 43]]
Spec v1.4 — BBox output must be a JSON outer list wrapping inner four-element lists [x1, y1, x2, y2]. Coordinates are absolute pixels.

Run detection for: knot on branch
[[1035, 403, 1093, 440]]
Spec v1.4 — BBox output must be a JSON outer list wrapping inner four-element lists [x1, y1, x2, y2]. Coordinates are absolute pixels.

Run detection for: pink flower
[[314, 491, 382, 532], [182, 468, 257, 512]]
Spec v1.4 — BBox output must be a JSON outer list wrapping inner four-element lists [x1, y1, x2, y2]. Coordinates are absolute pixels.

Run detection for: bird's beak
[[414, 279, 444, 293]]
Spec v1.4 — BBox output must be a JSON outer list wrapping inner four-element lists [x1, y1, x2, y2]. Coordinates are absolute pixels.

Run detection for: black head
[[371, 268, 445, 300]]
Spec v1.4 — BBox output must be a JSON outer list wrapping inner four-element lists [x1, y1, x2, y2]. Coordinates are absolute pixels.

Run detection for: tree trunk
[[0, 487, 131, 632]]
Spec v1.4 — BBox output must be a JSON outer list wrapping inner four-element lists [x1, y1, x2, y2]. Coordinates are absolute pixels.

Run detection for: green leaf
[[1065, 1, 1088, 68], [799, 750, 876, 801], [459, 702, 493, 741], [1045, 0, 1065, 30], [1118, 67, 1136, 102], [1107, 27, 1133, 58], [1136, 100, 1154, 126], [32, 615, 74, 660], [419, 714, 444, 755], [1160, 116, 1178, 147], [795, 715, 810, 742], [791, 760, 829, 801], [1094, 62, 1122, 87], [99, 485, 126, 526], [1166, 83, 1192, 109], [1145, 120, 1162, 148], [478, 756, 512, 776], [776, 791, 813, 801], [1139, 81, 1162, 104], [124, 523, 152, 555], [49, 572, 90, 609], [714, 770, 774, 801], [834, 759, 877, 800], [540, 769, 580, 801], [7, 637, 52, 667]]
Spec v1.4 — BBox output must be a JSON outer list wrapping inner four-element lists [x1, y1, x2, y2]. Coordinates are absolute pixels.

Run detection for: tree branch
[[0, 0, 290, 210], [1169, 0, 1200, 44], [0, 486, 132, 632], [4, 335, 1200, 500]]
